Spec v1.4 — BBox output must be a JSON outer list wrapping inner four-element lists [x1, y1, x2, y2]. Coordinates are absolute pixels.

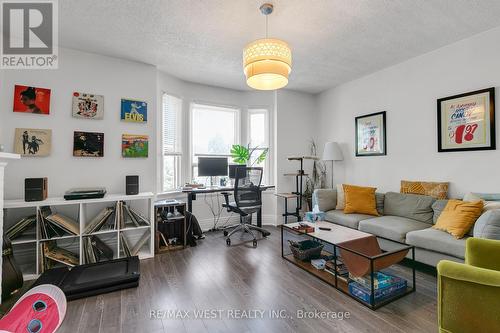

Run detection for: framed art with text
[[72, 92, 104, 119], [437, 87, 495, 152], [121, 99, 147, 123], [355, 111, 387, 156]]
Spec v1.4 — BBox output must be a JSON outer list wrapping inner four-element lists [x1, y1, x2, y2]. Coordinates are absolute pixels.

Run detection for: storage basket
[[288, 239, 324, 261]]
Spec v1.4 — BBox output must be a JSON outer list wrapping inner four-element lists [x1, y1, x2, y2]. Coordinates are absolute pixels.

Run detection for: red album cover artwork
[[13, 85, 51, 115]]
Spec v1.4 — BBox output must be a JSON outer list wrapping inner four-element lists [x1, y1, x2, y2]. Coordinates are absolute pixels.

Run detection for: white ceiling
[[60, 0, 500, 94]]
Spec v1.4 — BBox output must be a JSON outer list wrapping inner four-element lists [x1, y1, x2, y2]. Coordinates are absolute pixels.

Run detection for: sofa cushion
[[406, 228, 467, 259], [432, 199, 448, 224], [358, 215, 430, 242], [375, 193, 385, 215], [473, 210, 500, 240], [335, 184, 345, 210], [324, 210, 374, 229], [312, 189, 337, 212], [384, 192, 436, 224], [463, 192, 500, 211]]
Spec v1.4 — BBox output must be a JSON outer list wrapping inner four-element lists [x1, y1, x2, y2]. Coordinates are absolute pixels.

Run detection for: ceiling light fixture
[[243, 3, 292, 90]]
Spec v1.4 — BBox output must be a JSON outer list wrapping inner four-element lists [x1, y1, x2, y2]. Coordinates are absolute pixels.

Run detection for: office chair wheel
[[223, 230, 228, 237], [226, 238, 231, 246], [252, 240, 257, 248]]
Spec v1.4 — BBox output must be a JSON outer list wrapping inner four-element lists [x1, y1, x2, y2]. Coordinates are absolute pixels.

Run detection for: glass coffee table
[[281, 221, 415, 309]]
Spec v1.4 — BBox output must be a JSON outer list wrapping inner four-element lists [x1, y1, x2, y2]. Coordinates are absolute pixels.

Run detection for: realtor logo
[[1, 0, 58, 69]]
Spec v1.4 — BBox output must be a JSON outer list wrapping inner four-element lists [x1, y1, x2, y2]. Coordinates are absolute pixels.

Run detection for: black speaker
[[126, 175, 139, 195], [25, 178, 48, 202]]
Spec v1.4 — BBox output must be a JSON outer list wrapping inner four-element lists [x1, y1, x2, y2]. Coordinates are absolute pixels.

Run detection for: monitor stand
[[209, 176, 219, 188]]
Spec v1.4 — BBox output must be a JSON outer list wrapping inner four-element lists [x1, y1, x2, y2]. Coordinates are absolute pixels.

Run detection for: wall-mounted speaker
[[25, 178, 48, 202], [126, 175, 139, 195]]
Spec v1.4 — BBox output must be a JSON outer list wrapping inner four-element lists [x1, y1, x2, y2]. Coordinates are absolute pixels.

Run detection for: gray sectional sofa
[[312, 189, 500, 267]]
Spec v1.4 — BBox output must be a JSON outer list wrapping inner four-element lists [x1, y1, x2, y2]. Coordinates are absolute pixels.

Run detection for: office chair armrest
[[221, 192, 232, 207]]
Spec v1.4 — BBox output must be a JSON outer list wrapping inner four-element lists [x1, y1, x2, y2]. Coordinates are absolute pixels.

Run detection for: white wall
[[275, 90, 318, 220], [317, 26, 500, 198], [0, 48, 157, 199], [0, 48, 318, 230]]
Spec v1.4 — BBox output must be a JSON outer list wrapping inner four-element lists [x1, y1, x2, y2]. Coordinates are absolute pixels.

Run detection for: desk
[[182, 185, 275, 228]]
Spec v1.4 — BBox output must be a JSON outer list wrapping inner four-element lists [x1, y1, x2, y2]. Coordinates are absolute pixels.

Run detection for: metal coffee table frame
[[281, 224, 416, 310]]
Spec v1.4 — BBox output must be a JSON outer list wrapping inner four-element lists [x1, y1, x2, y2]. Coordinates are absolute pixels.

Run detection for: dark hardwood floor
[[57, 227, 438, 333]]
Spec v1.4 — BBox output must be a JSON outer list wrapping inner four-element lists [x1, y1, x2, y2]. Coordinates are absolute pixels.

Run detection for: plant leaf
[[230, 144, 249, 164], [256, 149, 268, 164]]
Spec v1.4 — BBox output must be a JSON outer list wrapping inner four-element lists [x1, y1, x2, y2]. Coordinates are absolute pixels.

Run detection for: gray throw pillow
[[473, 210, 500, 240], [312, 189, 337, 212], [375, 193, 385, 215], [432, 200, 449, 224]]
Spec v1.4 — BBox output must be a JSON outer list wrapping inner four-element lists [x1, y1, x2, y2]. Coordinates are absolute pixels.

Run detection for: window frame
[[189, 102, 241, 182], [247, 108, 271, 184], [161, 92, 183, 192]]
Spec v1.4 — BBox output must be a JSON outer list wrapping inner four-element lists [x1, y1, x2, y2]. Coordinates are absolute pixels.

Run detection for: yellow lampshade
[[243, 38, 292, 90]]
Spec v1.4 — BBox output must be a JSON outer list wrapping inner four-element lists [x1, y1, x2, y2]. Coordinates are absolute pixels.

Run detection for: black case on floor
[[32, 256, 140, 300]]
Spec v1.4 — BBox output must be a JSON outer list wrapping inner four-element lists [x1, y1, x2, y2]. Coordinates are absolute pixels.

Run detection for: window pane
[[192, 104, 237, 156], [249, 148, 267, 167], [163, 94, 182, 154], [249, 112, 267, 147], [163, 155, 181, 190]]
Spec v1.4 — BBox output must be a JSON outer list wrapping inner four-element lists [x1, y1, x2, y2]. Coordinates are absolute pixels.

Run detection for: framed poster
[[73, 131, 104, 157], [14, 128, 52, 156], [13, 85, 51, 115], [120, 99, 147, 123], [437, 88, 495, 152], [355, 111, 387, 156], [122, 134, 149, 158], [72, 92, 104, 119]]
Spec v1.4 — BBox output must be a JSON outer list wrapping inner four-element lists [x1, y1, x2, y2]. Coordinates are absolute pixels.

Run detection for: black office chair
[[221, 166, 270, 247]]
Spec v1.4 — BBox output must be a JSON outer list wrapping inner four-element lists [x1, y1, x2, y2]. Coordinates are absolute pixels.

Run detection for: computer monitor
[[198, 157, 228, 177]]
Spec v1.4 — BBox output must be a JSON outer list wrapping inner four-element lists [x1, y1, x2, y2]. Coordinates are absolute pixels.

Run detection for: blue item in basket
[[348, 275, 407, 304], [305, 211, 325, 222]]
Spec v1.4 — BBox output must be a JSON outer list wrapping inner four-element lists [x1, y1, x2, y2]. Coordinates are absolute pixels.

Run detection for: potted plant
[[230, 144, 268, 166], [303, 139, 326, 210]]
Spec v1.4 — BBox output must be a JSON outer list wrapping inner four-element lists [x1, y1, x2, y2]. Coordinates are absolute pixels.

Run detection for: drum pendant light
[[243, 3, 292, 90]]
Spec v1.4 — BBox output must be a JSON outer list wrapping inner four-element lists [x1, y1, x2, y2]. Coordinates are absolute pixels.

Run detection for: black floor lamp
[[322, 142, 343, 188]]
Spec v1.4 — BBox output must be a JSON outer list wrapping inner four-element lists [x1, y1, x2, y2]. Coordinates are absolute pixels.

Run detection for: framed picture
[[13, 85, 51, 115], [437, 87, 496, 152], [14, 128, 52, 156], [120, 99, 147, 123], [73, 131, 104, 157], [355, 111, 387, 156], [122, 134, 149, 158], [72, 92, 104, 119]]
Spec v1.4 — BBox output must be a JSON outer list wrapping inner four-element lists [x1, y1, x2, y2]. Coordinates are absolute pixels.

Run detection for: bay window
[[162, 93, 182, 191]]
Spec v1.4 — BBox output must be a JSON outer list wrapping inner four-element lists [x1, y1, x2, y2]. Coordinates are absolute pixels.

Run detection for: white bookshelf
[[0, 153, 21, 301], [3, 192, 155, 280]]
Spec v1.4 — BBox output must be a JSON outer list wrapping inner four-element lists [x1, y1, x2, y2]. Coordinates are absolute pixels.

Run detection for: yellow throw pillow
[[343, 184, 379, 216], [400, 180, 449, 199], [433, 200, 484, 239]]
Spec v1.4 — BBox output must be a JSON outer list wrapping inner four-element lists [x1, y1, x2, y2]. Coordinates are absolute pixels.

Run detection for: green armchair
[[437, 238, 500, 333]]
